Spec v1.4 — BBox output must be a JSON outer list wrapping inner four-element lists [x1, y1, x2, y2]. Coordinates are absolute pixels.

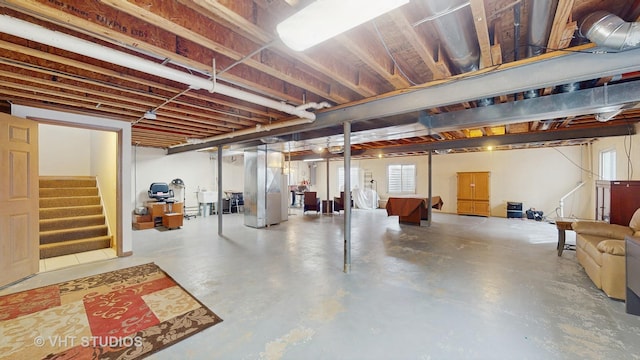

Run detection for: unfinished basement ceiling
[[0, 0, 639, 158]]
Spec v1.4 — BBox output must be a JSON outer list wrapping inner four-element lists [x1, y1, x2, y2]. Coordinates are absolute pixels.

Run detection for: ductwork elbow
[[580, 11, 640, 51]]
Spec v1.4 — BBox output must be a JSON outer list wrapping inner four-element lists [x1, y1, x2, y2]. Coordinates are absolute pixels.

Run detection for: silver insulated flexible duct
[[421, 0, 479, 74], [419, 0, 495, 105], [527, 0, 559, 57], [579, 11, 640, 121], [580, 11, 640, 51]]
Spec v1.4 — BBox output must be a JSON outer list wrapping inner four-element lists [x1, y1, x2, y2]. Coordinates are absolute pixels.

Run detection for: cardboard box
[[162, 213, 183, 229], [133, 221, 154, 230], [134, 214, 152, 223]]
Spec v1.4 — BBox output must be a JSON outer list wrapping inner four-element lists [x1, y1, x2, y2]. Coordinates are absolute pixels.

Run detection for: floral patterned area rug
[[0, 263, 222, 359]]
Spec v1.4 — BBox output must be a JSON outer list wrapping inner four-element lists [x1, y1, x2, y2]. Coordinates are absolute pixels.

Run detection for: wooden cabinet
[[596, 180, 640, 226], [457, 171, 490, 217], [147, 201, 183, 227]]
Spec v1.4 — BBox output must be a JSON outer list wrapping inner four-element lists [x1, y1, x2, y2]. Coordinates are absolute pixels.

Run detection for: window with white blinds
[[387, 164, 416, 194], [338, 167, 360, 191]]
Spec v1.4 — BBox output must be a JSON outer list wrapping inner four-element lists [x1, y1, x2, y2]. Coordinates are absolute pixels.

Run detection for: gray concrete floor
[[3, 209, 640, 359]]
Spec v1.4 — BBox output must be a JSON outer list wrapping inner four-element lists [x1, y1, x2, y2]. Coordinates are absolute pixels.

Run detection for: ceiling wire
[[552, 146, 600, 178], [624, 119, 634, 180], [218, 41, 275, 75], [372, 20, 419, 86], [133, 41, 276, 126], [132, 87, 191, 126]]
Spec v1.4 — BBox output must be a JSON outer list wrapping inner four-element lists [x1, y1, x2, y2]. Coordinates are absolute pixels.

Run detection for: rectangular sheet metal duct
[[418, 81, 640, 132], [169, 47, 640, 154], [288, 124, 635, 161]]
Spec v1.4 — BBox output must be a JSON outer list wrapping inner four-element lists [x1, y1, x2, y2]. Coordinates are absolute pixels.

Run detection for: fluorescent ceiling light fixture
[[277, 0, 409, 51], [303, 158, 324, 162]]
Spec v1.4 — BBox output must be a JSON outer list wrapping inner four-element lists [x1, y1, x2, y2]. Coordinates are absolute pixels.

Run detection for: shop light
[[277, 0, 409, 51]]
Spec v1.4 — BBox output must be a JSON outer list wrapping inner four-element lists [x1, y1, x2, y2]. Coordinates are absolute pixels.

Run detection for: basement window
[[599, 148, 616, 181], [388, 164, 416, 194]]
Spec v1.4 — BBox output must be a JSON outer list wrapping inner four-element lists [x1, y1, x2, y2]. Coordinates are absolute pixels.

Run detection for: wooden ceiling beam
[[100, 0, 346, 104], [0, 37, 275, 122], [388, 11, 450, 80], [0, 58, 259, 128], [0, 0, 310, 111], [470, 0, 493, 69], [337, 27, 410, 89], [2, 85, 222, 137], [547, 0, 577, 52], [187, 0, 383, 99], [179, 0, 272, 43]]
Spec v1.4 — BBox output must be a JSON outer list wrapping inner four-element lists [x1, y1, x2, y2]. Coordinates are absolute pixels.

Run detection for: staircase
[[39, 176, 112, 259]]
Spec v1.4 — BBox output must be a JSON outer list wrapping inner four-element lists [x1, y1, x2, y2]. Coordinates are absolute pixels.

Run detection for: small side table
[[322, 200, 333, 214], [556, 220, 575, 256]]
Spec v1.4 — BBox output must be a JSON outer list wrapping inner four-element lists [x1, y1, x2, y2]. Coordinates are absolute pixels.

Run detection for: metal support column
[[427, 149, 433, 227], [326, 157, 330, 213], [217, 146, 223, 235], [343, 122, 351, 273]]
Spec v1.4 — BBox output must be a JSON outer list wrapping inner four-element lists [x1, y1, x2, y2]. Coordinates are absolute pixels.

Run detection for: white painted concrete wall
[[308, 128, 639, 220], [91, 130, 118, 242], [39, 124, 91, 175], [131, 147, 245, 211]]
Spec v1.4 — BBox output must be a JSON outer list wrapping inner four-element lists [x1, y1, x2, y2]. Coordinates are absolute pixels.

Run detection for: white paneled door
[[0, 113, 39, 287]]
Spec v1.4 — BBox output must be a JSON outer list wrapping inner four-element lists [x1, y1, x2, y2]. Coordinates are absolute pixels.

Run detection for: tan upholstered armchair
[[572, 208, 640, 300]]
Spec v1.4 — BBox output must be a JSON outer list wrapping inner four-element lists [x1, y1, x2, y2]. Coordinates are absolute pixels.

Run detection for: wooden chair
[[303, 191, 320, 214]]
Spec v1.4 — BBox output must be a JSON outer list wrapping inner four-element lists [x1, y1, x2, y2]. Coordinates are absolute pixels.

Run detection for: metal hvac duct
[[421, 0, 479, 74], [580, 11, 640, 51], [419, 0, 497, 106], [579, 11, 640, 121], [524, 0, 559, 99], [527, 0, 559, 57]]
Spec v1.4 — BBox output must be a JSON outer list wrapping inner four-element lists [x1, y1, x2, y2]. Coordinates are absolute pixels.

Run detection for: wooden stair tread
[[39, 224, 107, 236], [40, 204, 102, 210], [38, 176, 111, 258], [40, 214, 105, 223], [39, 235, 111, 249]]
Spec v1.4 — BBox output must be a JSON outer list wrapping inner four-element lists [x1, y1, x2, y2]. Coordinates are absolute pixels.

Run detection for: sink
[[197, 191, 217, 203]]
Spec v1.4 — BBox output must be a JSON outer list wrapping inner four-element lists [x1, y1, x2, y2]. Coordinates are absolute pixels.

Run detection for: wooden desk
[[385, 196, 443, 226], [555, 220, 575, 256]]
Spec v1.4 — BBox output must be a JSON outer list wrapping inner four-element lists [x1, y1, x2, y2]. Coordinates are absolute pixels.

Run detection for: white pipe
[[171, 117, 313, 148], [170, 101, 331, 148], [0, 15, 316, 121], [559, 181, 585, 218]]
